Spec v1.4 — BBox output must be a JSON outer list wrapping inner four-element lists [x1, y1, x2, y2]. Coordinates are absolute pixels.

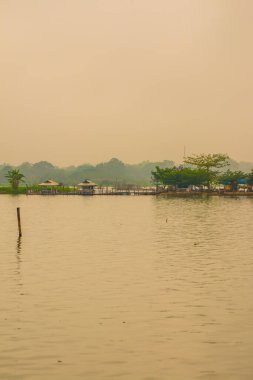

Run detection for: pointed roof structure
[[77, 179, 97, 187], [38, 179, 59, 186]]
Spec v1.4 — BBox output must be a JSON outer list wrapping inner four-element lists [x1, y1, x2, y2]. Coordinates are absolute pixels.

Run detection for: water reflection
[[16, 236, 22, 273], [0, 196, 253, 380], [15, 237, 23, 289], [16, 236, 22, 256]]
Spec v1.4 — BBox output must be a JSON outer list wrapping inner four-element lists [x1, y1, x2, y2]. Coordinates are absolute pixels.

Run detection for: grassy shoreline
[[0, 186, 27, 194], [0, 186, 74, 195]]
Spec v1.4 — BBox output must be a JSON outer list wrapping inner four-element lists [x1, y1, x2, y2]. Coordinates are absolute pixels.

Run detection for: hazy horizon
[[1, 0, 253, 166], [2, 155, 253, 170]]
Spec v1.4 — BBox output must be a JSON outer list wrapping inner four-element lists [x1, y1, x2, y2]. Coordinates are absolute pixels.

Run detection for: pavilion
[[38, 179, 60, 194], [77, 180, 97, 195]]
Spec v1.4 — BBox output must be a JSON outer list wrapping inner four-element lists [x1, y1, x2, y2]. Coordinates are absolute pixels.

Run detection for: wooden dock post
[[17, 207, 22, 237]]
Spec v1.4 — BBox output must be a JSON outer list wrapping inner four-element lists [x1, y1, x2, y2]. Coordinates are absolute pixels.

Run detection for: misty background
[[0, 157, 252, 186], [1, 0, 253, 165]]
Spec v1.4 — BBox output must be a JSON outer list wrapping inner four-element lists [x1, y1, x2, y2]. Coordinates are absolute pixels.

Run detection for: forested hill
[[0, 158, 175, 186], [1, 157, 252, 186]]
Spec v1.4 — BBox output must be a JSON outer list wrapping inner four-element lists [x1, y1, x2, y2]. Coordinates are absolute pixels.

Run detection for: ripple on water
[[0, 196, 253, 379]]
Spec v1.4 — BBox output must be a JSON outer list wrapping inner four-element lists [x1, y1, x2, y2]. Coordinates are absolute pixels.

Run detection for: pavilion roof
[[77, 180, 97, 187], [38, 179, 59, 186]]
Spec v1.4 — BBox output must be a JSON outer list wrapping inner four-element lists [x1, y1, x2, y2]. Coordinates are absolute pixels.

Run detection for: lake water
[[1, 195, 253, 380]]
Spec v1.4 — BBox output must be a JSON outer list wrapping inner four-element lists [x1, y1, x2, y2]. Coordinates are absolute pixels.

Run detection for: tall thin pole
[[17, 208, 22, 237]]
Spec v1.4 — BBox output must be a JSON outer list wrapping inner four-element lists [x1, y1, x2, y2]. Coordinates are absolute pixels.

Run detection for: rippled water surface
[[1, 195, 253, 379]]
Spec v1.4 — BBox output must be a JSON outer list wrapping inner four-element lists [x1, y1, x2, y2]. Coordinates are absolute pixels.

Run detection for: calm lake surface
[[1, 195, 253, 380]]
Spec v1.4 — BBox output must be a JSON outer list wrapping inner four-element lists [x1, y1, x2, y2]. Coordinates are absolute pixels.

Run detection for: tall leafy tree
[[184, 153, 230, 189], [5, 169, 25, 191], [152, 166, 209, 189]]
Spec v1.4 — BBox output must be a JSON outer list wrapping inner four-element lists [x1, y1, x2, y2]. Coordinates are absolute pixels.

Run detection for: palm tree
[[5, 169, 25, 191]]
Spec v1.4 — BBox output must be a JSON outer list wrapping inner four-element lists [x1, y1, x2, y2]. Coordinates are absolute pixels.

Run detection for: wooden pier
[[26, 187, 160, 196], [26, 188, 253, 197]]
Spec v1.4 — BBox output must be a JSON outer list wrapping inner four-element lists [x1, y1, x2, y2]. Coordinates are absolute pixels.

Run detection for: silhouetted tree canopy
[[183, 153, 230, 189], [0, 158, 174, 186], [152, 166, 209, 189]]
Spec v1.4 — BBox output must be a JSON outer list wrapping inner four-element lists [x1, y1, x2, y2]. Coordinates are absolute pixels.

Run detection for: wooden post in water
[[17, 207, 22, 237]]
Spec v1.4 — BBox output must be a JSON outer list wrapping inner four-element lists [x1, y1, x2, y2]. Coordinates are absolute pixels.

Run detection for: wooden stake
[[17, 207, 22, 237]]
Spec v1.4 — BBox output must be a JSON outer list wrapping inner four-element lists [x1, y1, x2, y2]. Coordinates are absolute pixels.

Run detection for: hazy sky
[[1, 0, 253, 166]]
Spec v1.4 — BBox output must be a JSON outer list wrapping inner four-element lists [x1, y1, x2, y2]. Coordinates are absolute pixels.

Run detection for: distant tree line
[[0, 158, 175, 186], [1, 155, 253, 191]]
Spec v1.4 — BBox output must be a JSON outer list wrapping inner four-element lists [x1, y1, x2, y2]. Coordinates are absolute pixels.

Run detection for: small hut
[[77, 180, 97, 195], [38, 179, 59, 194]]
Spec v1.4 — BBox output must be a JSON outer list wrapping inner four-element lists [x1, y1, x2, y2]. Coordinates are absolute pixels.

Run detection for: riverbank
[[0, 186, 75, 195], [0, 186, 27, 194], [159, 191, 253, 197], [1, 186, 253, 197]]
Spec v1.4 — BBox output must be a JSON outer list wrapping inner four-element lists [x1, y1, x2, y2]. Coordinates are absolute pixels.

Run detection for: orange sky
[[1, 0, 253, 165]]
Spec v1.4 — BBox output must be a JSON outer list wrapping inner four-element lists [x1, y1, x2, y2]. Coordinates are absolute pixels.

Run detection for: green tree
[[152, 166, 180, 188], [5, 169, 25, 191], [184, 153, 230, 189], [178, 167, 210, 188], [152, 166, 209, 189]]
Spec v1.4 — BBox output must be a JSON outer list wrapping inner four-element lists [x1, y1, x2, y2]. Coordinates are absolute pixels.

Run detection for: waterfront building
[[77, 180, 97, 195], [38, 179, 60, 194]]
